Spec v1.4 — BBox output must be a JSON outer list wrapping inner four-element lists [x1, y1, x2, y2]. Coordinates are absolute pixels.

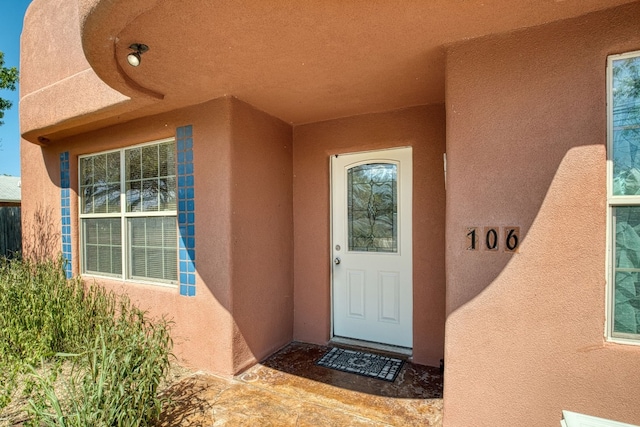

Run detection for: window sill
[[605, 335, 640, 348], [81, 273, 179, 290]]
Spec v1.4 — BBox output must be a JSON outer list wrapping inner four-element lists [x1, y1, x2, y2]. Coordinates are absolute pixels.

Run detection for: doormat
[[316, 347, 404, 382]]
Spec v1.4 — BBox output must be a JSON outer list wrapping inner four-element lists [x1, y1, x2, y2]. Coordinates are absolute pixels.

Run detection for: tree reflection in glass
[[614, 207, 640, 335], [347, 163, 397, 252], [125, 142, 176, 212], [612, 55, 640, 336], [80, 152, 120, 214]]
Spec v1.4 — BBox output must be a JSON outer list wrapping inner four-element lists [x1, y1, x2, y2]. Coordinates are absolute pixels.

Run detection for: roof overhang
[[20, 0, 640, 143]]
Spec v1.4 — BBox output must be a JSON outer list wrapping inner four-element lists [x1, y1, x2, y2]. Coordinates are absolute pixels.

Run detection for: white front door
[[331, 147, 412, 348]]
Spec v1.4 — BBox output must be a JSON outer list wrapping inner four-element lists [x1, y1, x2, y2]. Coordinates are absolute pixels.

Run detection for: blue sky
[[0, 0, 33, 177]]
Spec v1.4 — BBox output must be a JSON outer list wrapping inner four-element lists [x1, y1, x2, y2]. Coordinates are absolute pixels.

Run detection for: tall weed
[[0, 257, 173, 426], [27, 319, 172, 427]]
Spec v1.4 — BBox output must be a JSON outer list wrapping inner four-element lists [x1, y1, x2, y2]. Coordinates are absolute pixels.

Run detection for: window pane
[[82, 218, 122, 276], [127, 148, 141, 181], [93, 154, 106, 184], [613, 206, 640, 338], [159, 143, 175, 177], [348, 163, 397, 252], [164, 250, 178, 283], [130, 217, 146, 245], [106, 152, 120, 182], [128, 217, 177, 282], [131, 247, 147, 278], [106, 184, 121, 213], [125, 141, 175, 212], [80, 153, 121, 214], [141, 179, 159, 212], [112, 247, 122, 275], [142, 145, 159, 178], [127, 180, 142, 212], [80, 157, 93, 186], [161, 177, 177, 210], [612, 56, 640, 195], [146, 220, 164, 246], [85, 245, 97, 272]]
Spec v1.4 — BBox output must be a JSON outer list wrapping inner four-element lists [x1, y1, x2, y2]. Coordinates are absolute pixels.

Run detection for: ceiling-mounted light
[[127, 43, 149, 67]]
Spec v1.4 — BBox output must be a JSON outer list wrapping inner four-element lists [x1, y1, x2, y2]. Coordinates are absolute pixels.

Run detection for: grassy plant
[[27, 321, 172, 427], [0, 257, 85, 409], [0, 257, 173, 426], [0, 258, 94, 362]]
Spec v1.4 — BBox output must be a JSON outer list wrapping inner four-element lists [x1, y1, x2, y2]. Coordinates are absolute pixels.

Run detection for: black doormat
[[316, 347, 404, 382]]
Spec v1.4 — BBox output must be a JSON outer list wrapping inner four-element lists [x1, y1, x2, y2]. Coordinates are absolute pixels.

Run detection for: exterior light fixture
[[127, 43, 149, 67]]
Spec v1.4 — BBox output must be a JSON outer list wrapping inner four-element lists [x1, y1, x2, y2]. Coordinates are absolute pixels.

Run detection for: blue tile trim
[[60, 152, 72, 279], [177, 125, 196, 296]]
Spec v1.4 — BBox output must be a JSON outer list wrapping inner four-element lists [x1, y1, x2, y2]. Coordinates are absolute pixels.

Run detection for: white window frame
[[606, 50, 640, 345], [78, 137, 178, 287]]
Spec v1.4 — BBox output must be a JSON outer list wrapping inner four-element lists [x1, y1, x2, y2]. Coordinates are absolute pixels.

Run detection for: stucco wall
[[229, 98, 294, 373], [20, 97, 294, 376], [444, 3, 640, 426], [293, 105, 446, 367], [19, 0, 131, 143], [20, 0, 88, 96], [20, 138, 60, 260]]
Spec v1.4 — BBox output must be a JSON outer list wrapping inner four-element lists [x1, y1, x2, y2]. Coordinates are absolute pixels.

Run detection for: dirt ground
[[1, 344, 443, 426]]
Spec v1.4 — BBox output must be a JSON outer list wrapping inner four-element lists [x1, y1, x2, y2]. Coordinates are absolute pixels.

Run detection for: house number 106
[[466, 226, 520, 252]]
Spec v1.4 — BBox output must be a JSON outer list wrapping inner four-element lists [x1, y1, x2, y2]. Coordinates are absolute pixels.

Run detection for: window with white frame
[[608, 50, 640, 342], [79, 138, 177, 284]]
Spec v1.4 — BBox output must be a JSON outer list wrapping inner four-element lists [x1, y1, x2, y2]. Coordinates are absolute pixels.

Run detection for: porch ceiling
[[81, 0, 636, 126]]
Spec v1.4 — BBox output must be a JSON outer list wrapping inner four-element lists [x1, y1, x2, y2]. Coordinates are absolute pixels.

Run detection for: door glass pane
[[612, 55, 640, 195], [348, 163, 397, 252], [613, 206, 640, 338]]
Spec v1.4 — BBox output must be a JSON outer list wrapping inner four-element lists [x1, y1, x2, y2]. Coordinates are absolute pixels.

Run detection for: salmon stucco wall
[[444, 3, 640, 426], [293, 105, 446, 367], [20, 97, 294, 376], [229, 98, 294, 373], [20, 139, 61, 260], [19, 0, 131, 143]]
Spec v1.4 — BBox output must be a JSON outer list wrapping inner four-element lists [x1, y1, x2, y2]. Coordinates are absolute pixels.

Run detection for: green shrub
[[0, 257, 86, 408], [27, 321, 172, 426], [0, 257, 173, 426], [0, 258, 102, 364]]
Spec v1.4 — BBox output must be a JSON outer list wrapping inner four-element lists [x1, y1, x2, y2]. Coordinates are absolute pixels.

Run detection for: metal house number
[[466, 226, 519, 252]]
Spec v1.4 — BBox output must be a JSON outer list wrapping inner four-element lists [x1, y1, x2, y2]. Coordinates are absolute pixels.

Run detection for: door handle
[[334, 257, 341, 265]]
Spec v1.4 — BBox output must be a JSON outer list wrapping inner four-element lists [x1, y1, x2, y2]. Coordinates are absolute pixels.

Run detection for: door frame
[[329, 146, 413, 350]]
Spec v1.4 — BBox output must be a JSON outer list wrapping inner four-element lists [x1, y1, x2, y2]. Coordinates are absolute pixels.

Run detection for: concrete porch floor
[[159, 342, 443, 426]]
